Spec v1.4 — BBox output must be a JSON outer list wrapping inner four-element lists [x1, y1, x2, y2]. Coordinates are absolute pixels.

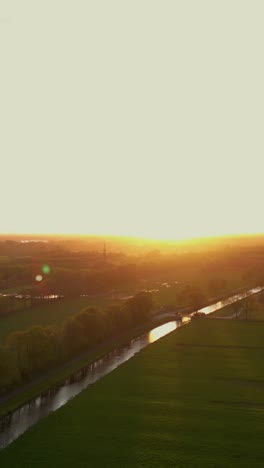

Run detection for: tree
[[62, 317, 87, 357], [0, 346, 20, 393], [6, 326, 61, 378], [106, 304, 133, 333], [63, 307, 109, 357], [180, 285, 207, 312], [125, 291, 153, 324], [6, 330, 29, 377], [75, 307, 108, 344]]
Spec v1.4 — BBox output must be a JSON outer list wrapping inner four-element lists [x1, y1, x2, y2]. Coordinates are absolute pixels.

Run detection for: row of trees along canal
[[1, 286, 262, 397], [0, 292, 153, 396]]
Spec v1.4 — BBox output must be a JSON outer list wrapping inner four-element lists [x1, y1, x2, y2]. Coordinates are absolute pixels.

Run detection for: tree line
[[0, 291, 153, 395]]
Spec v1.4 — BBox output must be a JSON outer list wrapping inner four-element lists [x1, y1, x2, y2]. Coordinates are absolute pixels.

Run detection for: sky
[[1, 1, 264, 240]]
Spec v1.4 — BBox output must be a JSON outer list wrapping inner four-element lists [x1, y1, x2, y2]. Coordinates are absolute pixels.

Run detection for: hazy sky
[[1, 1, 263, 239]]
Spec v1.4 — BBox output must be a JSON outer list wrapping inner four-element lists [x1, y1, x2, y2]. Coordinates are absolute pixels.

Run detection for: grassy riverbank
[[2, 319, 264, 466]]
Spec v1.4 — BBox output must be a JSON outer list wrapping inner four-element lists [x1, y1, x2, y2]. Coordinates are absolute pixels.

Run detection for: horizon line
[[1, 231, 264, 243]]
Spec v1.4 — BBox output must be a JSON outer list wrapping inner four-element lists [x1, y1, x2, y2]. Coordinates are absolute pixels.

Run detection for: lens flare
[[42, 264, 50, 275], [35, 275, 43, 282]]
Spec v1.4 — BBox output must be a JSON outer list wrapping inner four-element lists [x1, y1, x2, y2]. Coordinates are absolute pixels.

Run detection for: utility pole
[[103, 243, 106, 265]]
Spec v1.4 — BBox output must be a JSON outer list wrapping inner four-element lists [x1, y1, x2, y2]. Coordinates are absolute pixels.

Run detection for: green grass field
[[1, 319, 264, 467]]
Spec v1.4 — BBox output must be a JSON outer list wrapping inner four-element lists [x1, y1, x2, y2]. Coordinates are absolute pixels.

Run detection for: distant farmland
[[2, 319, 264, 467]]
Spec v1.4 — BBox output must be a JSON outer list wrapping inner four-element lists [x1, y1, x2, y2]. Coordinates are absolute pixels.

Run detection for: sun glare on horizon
[[1, 2, 264, 241]]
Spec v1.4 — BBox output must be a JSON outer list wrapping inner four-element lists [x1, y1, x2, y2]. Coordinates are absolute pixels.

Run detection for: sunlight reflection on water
[[148, 321, 177, 343]]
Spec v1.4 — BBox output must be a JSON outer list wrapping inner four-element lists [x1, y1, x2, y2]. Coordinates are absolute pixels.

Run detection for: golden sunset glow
[[1, 1, 264, 240]]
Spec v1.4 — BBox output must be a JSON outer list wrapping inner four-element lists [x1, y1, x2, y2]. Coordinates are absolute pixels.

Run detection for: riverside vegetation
[[0, 292, 153, 395]]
